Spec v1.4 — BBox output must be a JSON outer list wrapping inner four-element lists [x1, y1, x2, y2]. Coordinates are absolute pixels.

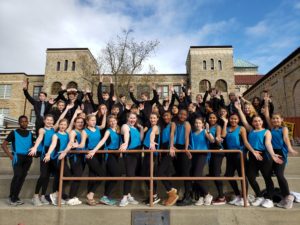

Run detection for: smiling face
[[58, 120, 68, 132], [229, 114, 239, 127], [74, 117, 85, 130], [195, 118, 204, 130], [178, 110, 188, 122], [128, 113, 137, 126], [150, 114, 159, 126], [44, 116, 54, 128], [208, 113, 217, 126], [172, 105, 179, 115], [271, 114, 283, 127], [87, 115, 96, 128], [108, 116, 117, 129], [252, 116, 263, 129], [163, 112, 171, 124]]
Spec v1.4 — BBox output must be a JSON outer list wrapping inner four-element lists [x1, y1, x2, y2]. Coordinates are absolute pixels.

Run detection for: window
[[51, 82, 62, 95], [158, 85, 169, 98], [173, 85, 181, 94], [199, 80, 211, 92], [64, 60, 68, 71], [33, 86, 43, 100], [218, 60, 222, 70], [72, 61, 76, 71], [66, 81, 78, 89], [203, 60, 207, 70], [210, 58, 214, 70], [0, 108, 9, 116], [30, 110, 36, 123], [0, 84, 12, 99], [56, 62, 60, 71], [215, 79, 227, 92]]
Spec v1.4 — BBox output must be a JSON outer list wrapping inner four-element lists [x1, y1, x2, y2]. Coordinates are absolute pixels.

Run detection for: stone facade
[[243, 47, 300, 117], [1, 46, 262, 122]]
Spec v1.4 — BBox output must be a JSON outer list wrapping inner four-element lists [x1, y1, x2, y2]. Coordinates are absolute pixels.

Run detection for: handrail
[[58, 150, 247, 207]]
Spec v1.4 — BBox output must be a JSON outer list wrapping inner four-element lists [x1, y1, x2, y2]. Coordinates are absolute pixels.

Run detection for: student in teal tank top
[[235, 100, 283, 208], [264, 96, 298, 209], [2, 115, 34, 206], [119, 112, 144, 207], [87, 115, 121, 206], [77, 112, 107, 206], [142, 112, 160, 205]]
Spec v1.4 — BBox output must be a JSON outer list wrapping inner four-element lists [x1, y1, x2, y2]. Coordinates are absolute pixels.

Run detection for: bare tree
[[98, 29, 159, 96]]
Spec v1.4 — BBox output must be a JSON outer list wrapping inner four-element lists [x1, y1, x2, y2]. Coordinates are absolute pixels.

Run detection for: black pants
[[273, 149, 290, 197], [69, 155, 85, 198], [247, 152, 274, 199], [123, 153, 141, 195], [35, 117, 44, 136], [157, 153, 174, 192], [208, 152, 224, 198], [86, 154, 105, 194], [10, 154, 32, 201], [225, 152, 248, 196], [35, 158, 56, 195], [192, 154, 208, 197], [53, 159, 72, 193], [173, 144, 192, 198], [104, 154, 121, 197], [142, 154, 158, 195]]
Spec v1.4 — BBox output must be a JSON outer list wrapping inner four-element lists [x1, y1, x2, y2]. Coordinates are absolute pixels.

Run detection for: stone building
[[243, 47, 300, 117], [0, 46, 261, 122]]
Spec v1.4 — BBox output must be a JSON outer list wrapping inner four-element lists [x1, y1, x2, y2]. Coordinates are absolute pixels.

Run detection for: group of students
[[1, 77, 297, 209]]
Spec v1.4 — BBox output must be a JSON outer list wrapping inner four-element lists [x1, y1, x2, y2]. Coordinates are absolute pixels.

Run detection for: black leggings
[[225, 152, 248, 196], [86, 154, 105, 194], [53, 159, 72, 193], [104, 154, 121, 197], [35, 158, 56, 195], [273, 149, 290, 197], [157, 153, 174, 192], [192, 154, 208, 197], [142, 154, 158, 195], [10, 154, 32, 201], [208, 152, 224, 198], [69, 155, 85, 198], [247, 152, 274, 199], [123, 152, 141, 195]]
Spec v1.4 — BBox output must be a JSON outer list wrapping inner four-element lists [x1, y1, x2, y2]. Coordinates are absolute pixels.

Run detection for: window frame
[[0, 84, 12, 99]]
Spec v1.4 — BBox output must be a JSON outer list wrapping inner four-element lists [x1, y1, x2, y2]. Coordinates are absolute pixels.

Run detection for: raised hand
[[151, 83, 156, 90], [109, 76, 113, 84], [170, 85, 174, 92], [99, 75, 103, 82], [61, 84, 66, 90], [22, 80, 28, 90], [234, 101, 242, 110], [129, 86, 134, 92]]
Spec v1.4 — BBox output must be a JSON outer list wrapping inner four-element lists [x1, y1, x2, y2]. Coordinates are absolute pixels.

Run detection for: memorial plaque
[[132, 210, 170, 225]]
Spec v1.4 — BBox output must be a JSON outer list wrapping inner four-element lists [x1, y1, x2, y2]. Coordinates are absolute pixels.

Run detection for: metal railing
[[58, 150, 247, 207]]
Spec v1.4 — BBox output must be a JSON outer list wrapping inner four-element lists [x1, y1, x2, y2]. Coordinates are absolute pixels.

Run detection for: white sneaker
[[50, 193, 58, 206], [276, 199, 285, 208], [32, 196, 43, 206], [234, 197, 250, 207], [248, 194, 256, 203], [195, 197, 204, 206], [204, 194, 213, 206], [128, 194, 139, 205], [40, 195, 50, 205], [229, 196, 240, 205], [261, 199, 274, 208], [67, 197, 82, 206], [119, 196, 129, 207], [251, 197, 265, 207]]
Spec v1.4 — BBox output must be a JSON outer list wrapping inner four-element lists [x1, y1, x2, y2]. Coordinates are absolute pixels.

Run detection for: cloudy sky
[[0, 0, 299, 75]]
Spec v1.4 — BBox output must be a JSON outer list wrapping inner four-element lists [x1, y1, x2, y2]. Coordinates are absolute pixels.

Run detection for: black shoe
[[176, 196, 193, 206], [143, 195, 161, 205]]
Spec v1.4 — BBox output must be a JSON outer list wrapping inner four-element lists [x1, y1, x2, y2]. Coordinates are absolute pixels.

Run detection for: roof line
[[243, 46, 300, 95], [190, 45, 232, 49], [46, 48, 89, 51]]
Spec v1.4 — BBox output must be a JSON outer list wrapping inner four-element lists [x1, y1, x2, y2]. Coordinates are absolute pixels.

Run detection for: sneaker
[[119, 196, 129, 207], [40, 195, 50, 205], [251, 197, 264, 207], [261, 199, 274, 208], [143, 195, 161, 205], [283, 195, 294, 209], [32, 196, 43, 206], [248, 194, 256, 203], [99, 196, 117, 206], [50, 192, 58, 206], [229, 196, 240, 205], [195, 197, 204, 206], [212, 197, 226, 205], [165, 188, 179, 206], [67, 197, 82, 206], [127, 194, 139, 205], [234, 198, 250, 207], [8, 198, 18, 206], [176, 196, 193, 206], [276, 199, 285, 208], [16, 198, 24, 205], [204, 194, 213, 206]]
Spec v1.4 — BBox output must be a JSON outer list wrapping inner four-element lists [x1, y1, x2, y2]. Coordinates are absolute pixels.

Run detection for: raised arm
[[205, 123, 215, 143], [263, 97, 273, 129], [235, 101, 252, 132], [53, 104, 73, 130], [66, 107, 82, 133], [98, 109, 107, 130], [129, 87, 141, 105], [220, 117, 228, 138], [109, 77, 114, 98], [149, 84, 159, 105], [22, 80, 36, 105]]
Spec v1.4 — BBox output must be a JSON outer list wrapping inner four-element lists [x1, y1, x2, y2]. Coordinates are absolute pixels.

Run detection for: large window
[[0, 84, 12, 99], [158, 85, 169, 99], [30, 110, 36, 123], [33, 86, 43, 100], [0, 108, 10, 116]]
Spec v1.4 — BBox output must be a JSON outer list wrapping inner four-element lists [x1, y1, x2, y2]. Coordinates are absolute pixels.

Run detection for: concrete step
[[1, 156, 300, 176], [0, 199, 300, 225], [0, 174, 300, 199]]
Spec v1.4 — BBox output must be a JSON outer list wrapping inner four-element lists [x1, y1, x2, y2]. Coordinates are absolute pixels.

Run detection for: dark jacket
[[130, 89, 158, 118]]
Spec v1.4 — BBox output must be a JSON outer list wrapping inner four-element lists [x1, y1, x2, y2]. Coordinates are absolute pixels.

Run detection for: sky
[[0, 0, 299, 75]]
